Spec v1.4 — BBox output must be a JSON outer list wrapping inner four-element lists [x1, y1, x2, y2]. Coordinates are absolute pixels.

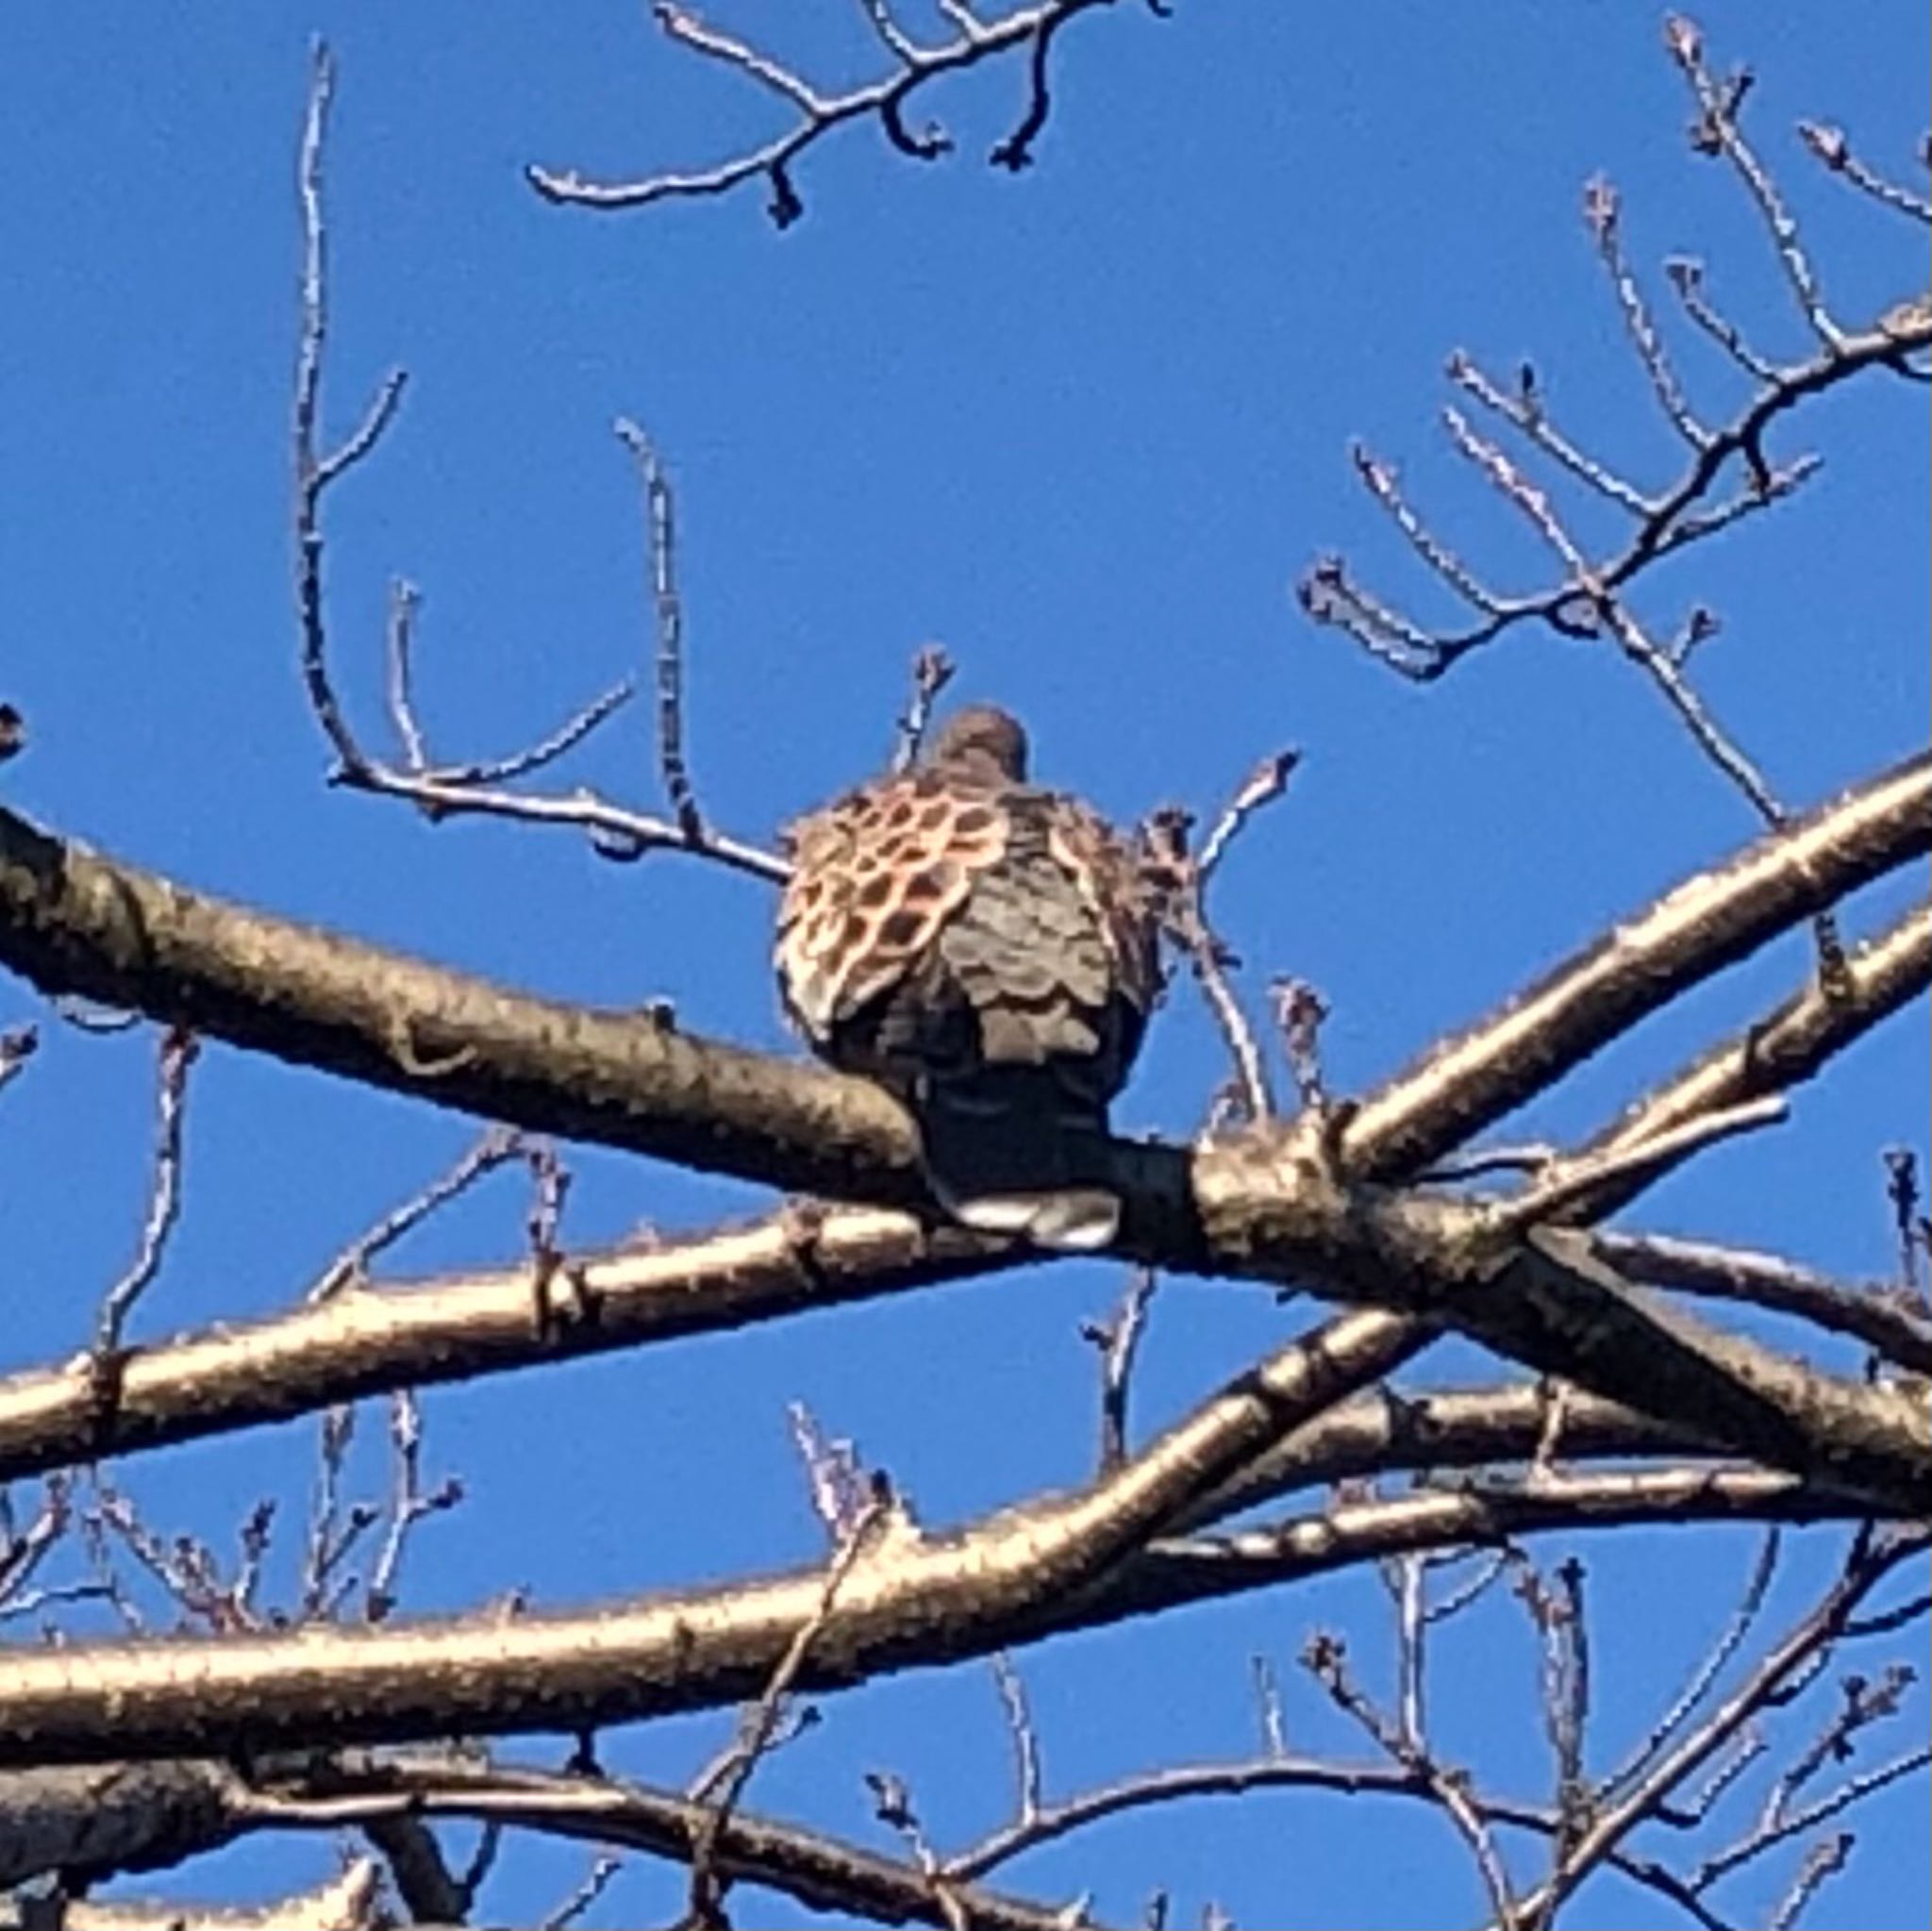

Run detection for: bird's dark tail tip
[[915, 1072, 1122, 1254]]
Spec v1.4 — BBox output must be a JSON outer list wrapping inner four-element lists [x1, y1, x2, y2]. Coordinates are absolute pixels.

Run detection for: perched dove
[[775, 705, 1162, 1251]]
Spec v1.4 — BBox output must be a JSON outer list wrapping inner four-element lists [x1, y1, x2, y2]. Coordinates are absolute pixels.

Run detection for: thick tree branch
[[1335, 748, 1931, 1180], [1, 750, 1924, 1247], [0, 798, 924, 1207], [0, 1453, 1846, 1772], [280, 1755, 1098, 1931], [2, 778, 1926, 1522], [0, 1207, 1015, 1485], [1557, 896, 1932, 1221], [0, 1862, 384, 1931], [5, 1127, 1924, 1515], [0, 1757, 252, 1889], [0, 1752, 1104, 1931], [1595, 1230, 1932, 1374], [1177, 1382, 1692, 1531]]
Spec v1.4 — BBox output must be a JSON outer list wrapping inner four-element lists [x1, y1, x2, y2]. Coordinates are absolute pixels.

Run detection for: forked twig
[[528, 0, 1131, 223], [1080, 1266, 1159, 1472], [1665, 16, 1844, 350], [289, 47, 782, 883]]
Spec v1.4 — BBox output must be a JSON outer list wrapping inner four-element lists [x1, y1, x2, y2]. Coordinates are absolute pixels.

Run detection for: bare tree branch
[[1593, 1231, 1932, 1374], [1335, 756, 1932, 1182], [0, 1309, 1438, 1764], [94, 1026, 199, 1361], [527, 0, 1133, 224], [291, 47, 781, 884]]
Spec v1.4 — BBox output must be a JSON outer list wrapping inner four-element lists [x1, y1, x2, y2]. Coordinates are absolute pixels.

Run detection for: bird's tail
[[915, 1070, 1123, 1253]]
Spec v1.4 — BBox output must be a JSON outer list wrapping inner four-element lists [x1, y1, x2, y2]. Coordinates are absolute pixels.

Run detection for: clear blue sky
[[1, 5, 1926, 1926]]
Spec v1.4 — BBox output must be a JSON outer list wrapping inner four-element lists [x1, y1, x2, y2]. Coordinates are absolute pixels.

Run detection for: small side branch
[[94, 1026, 199, 1363], [528, 0, 1126, 223], [615, 419, 705, 843], [891, 644, 957, 774], [1799, 119, 1932, 226], [288, 48, 781, 883], [1664, 17, 1844, 350], [1298, 17, 1929, 851]]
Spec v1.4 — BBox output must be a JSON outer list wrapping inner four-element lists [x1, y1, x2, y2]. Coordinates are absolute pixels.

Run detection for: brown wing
[[1044, 795, 1164, 1025], [774, 769, 1010, 1051]]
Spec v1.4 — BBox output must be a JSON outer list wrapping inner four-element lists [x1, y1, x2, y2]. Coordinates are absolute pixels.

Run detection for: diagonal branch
[[1337, 752, 1931, 1180], [0, 1309, 1438, 1765], [1594, 1230, 1932, 1374], [2, 753, 1922, 1244], [0, 1458, 1850, 1772]]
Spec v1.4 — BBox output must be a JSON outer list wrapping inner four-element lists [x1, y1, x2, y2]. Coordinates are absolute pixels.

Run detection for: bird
[[775, 703, 1163, 1251]]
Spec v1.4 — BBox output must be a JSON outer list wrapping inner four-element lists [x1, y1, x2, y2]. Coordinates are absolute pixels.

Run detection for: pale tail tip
[[947, 1190, 1121, 1253]]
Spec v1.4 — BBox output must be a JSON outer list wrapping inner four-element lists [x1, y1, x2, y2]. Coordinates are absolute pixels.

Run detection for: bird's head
[[923, 704, 1029, 784]]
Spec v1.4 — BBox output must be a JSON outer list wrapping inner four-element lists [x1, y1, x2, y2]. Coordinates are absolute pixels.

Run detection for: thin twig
[[991, 1653, 1044, 1825], [1881, 1148, 1925, 1303], [1252, 1655, 1288, 1757], [1664, 258, 1784, 384], [1448, 352, 1654, 514], [302, 1403, 378, 1621], [1702, 1739, 1924, 1890], [685, 1497, 885, 1923], [891, 643, 958, 774], [787, 1400, 878, 1543], [1142, 805, 1274, 1120], [1665, 18, 1844, 350], [528, 0, 1117, 220], [308, 1127, 527, 1301], [94, 1025, 198, 1360], [1270, 977, 1329, 1113], [614, 418, 705, 843], [291, 50, 773, 882], [364, 1388, 464, 1623], [1602, 1528, 1781, 1801], [1799, 120, 1932, 225], [1766, 1832, 1852, 1931], [1586, 174, 1709, 447], [292, 40, 407, 782], [384, 578, 431, 772], [1515, 1554, 1591, 1908], [1510, 1529, 1927, 1926], [1303, 1629, 1524, 1931], [1352, 440, 1517, 612], [1440, 405, 1793, 830], [1195, 749, 1299, 883], [1080, 1267, 1159, 1473], [541, 1850, 624, 1929], [0, 1479, 73, 1615]]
